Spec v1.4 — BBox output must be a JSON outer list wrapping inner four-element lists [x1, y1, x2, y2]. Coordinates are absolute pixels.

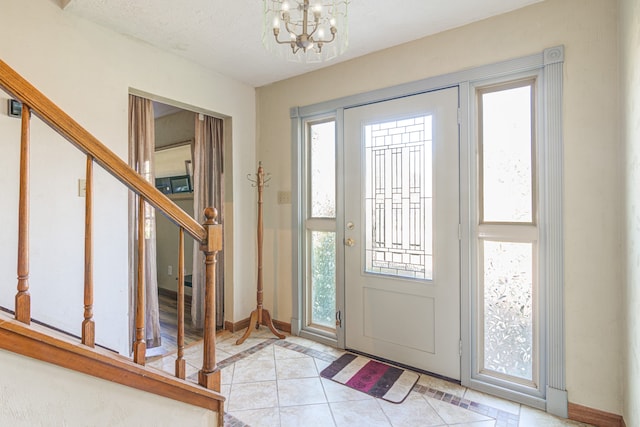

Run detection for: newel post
[[198, 207, 221, 391]]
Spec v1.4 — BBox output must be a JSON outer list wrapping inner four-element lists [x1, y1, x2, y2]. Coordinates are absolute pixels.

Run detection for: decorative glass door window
[[476, 79, 539, 387], [364, 115, 433, 280]]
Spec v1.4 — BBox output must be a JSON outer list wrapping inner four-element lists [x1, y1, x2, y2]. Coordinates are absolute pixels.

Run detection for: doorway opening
[[127, 95, 228, 358]]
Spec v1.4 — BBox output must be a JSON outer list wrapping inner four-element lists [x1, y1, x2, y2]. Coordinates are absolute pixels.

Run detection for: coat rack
[[236, 162, 285, 345]]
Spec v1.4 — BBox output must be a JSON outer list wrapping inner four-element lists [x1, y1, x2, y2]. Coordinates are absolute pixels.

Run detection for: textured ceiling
[[63, 0, 543, 88]]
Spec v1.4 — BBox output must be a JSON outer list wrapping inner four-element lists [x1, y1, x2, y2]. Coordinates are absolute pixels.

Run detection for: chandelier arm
[[314, 30, 336, 44], [273, 27, 294, 45], [283, 20, 294, 35]]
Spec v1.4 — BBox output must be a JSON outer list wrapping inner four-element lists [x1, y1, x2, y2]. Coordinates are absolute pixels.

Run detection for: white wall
[[0, 349, 218, 426], [0, 0, 256, 354], [256, 0, 622, 415], [622, 0, 640, 425]]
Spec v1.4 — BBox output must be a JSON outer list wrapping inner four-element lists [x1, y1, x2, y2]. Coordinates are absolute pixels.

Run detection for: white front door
[[343, 87, 460, 379]]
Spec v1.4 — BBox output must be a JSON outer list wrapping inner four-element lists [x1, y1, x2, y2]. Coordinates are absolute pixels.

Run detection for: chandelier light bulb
[[282, 1, 290, 11]]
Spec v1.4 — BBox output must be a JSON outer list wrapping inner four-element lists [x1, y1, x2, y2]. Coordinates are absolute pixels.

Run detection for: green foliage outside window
[[311, 231, 336, 328]]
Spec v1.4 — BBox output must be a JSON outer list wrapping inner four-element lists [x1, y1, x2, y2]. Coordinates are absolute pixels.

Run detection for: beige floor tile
[[215, 349, 233, 363], [320, 377, 374, 403], [379, 392, 446, 426], [418, 374, 467, 398], [275, 345, 309, 359], [519, 405, 594, 427], [278, 377, 327, 407], [447, 421, 496, 427], [276, 356, 318, 379], [220, 364, 234, 385], [308, 342, 345, 358], [330, 400, 392, 427], [283, 336, 314, 346], [280, 403, 336, 427], [463, 389, 521, 415], [227, 381, 278, 412], [159, 323, 587, 427], [184, 352, 204, 369], [218, 337, 266, 355], [220, 383, 231, 401], [232, 357, 276, 383], [231, 407, 281, 427], [425, 396, 493, 425], [245, 345, 275, 361]]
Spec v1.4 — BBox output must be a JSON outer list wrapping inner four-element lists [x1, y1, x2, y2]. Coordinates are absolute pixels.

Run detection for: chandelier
[[263, 0, 349, 63]]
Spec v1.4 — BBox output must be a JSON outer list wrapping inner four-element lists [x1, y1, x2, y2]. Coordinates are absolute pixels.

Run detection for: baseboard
[[272, 319, 292, 333], [224, 318, 250, 333], [224, 317, 291, 334], [568, 402, 624, 427]]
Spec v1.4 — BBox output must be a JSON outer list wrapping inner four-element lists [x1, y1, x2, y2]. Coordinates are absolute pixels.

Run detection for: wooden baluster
[[15, 104, 31, 324], [175, 227, 186, 379], [133, 196, 146, 364], [82, 155, 95, 347], [198, 207, 221, 391]]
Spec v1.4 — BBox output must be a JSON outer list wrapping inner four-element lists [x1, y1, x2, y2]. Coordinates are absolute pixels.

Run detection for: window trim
[[474, 77, 541, 392]]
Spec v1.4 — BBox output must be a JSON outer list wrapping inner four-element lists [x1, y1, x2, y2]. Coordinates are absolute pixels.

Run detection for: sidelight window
[[477, 79, 539, 387]]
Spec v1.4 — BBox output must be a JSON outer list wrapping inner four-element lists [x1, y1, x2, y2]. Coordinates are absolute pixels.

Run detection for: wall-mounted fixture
[[8, 99, 21, 118]]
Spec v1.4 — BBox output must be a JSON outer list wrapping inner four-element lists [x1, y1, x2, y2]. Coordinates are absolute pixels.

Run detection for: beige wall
[[622, 0, 640, 425], [0, 349, 218, 426], [257, 0, 622, 415], [0, 0, 256, 354]]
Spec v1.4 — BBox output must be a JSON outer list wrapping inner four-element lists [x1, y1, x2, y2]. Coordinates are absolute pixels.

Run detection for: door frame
[[291, 46, 565, 415], [127, 89, 233, 341]]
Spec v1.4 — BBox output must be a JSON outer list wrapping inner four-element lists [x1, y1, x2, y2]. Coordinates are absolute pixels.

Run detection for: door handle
[[345, 238, 355, 247]]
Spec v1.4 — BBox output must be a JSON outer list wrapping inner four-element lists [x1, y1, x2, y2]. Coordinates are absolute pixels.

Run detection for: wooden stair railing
[[0, 59, 222, 401]]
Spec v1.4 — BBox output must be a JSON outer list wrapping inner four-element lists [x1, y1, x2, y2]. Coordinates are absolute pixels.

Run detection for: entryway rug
[[320, 353, 419, 403]]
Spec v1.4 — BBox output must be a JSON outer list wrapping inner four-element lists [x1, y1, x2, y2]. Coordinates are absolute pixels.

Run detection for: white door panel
[[344, 87, 460, 379]]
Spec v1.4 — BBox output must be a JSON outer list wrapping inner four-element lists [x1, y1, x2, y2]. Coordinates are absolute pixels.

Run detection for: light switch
[[278, 190, 291, 205], [78, 179, 86, 197]]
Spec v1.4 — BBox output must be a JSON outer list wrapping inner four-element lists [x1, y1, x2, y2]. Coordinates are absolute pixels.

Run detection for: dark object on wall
[[155, 175, 192, 194], [155, 177, 172, 194], [8, 99, 21, 118], [170, 175, 192, 193]]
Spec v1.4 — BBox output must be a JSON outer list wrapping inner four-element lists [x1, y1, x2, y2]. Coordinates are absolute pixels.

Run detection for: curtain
[[128, 95, 162, 349], [191, 114, 224, 329]]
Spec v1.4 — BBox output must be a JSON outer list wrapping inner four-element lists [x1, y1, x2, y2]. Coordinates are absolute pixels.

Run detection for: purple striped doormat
[[320, 353, 419, 403]]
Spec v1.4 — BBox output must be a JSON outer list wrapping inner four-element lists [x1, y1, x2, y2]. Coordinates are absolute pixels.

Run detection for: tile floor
[[147, 328, 593, 427]]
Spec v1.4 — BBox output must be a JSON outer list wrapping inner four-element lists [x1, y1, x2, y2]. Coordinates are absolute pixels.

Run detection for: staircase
[[0, 59, 224, 425]]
